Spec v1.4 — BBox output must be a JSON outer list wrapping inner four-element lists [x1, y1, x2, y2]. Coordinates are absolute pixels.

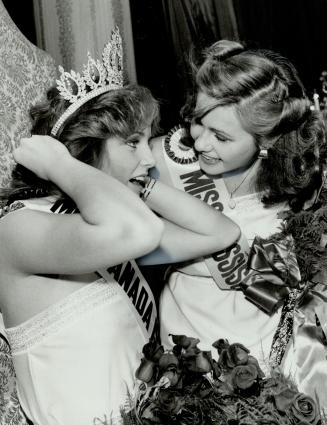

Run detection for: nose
[[192, 127, 213, 153], [140, 144, 156, 169]]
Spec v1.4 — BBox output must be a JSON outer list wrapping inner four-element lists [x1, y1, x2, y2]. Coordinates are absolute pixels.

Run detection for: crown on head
[[51, 27, 123, 137]]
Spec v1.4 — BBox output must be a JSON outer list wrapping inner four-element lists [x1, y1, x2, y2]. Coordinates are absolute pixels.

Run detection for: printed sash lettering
[[162, 131, 250, 290], [105, 261, 158, 339], [50, 199, 158, 339]]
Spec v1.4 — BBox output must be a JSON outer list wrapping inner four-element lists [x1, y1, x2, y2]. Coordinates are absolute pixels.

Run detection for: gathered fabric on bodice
[[160, 193, 285, 373], [160, 192, 327, 406]]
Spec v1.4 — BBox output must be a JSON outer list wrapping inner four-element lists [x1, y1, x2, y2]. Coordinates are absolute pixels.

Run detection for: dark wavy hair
[[184, 40, 327, 211], [2, 84, 160, 203]]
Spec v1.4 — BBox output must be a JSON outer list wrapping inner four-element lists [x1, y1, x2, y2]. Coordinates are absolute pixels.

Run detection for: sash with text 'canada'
[[50, 199, 158, 340], [161, 126, 250, 290]]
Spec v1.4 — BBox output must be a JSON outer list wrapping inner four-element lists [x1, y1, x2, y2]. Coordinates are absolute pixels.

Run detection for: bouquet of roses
[[132, 335, 324, 425]]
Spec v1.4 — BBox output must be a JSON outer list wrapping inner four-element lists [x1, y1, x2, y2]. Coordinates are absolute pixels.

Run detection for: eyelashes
[[126, 140, 139, 148]]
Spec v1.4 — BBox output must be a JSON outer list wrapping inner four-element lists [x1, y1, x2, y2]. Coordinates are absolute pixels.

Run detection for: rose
[[170, 334, 200, 349], [142, 340, 164, 362], [217, 343, 250, 371], [135, 358, 156, 383], [288, 393, 320, 425], [184, 351, 212, 374], [212, 338, 230, 354], [158, 353, 179, 371], [228, 343, 250, 365], [157, 389, 184, 415], [231, 364, 258, 390]]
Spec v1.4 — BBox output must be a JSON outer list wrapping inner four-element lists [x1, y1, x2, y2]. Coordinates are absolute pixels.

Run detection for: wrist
[[140, 177, 157, 202], [47, 155, 79, 184]]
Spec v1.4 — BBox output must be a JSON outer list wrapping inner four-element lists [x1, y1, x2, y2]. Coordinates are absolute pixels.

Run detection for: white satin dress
[[2, 198, 152, 425]]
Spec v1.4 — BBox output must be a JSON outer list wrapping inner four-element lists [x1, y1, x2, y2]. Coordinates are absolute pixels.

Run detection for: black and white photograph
[[0, 1, 327, 424]]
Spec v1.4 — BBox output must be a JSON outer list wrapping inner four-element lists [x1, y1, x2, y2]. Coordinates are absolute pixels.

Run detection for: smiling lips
[[199, 153, 220, 164]]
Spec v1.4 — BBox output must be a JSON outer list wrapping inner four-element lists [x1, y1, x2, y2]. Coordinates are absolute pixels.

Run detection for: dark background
[[5, 0, 327, 133]]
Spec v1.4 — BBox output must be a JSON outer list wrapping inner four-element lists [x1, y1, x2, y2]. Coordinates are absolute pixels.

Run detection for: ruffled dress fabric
[[160, 192, 327, 405], [2, 198, 148, 425]]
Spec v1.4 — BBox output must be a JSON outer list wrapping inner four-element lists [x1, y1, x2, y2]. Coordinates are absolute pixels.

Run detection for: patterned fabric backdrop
[[0, 0, 56, 188], [33, 0, 137, 83]]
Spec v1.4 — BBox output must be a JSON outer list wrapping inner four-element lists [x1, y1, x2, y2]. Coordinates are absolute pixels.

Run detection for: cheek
[[222, 141, 257, 165]]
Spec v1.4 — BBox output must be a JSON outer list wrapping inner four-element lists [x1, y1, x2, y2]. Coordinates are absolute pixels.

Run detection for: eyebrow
[[126, 131, 144, 139]]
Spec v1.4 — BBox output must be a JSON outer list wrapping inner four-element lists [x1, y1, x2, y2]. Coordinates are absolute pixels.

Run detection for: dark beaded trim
[[7, 188, 48, 206], [269, 289, 299, 366]]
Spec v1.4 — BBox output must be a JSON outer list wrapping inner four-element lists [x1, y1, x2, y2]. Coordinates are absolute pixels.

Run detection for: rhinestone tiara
[[51, 27, 123, 137]]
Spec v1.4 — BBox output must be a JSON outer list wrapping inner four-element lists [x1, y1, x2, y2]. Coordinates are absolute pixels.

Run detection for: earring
[[258, 148, 268, 159]]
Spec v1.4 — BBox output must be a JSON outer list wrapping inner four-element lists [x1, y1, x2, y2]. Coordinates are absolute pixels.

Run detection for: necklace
[[227, 160, 257, 209]]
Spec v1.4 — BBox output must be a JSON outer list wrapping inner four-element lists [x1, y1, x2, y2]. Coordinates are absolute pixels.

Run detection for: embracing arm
[[1, 136, 163, 275], [137, 137, 240, 265]]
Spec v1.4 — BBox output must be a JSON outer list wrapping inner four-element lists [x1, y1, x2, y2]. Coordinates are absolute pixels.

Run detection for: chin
[[199, 159, 223, 176]]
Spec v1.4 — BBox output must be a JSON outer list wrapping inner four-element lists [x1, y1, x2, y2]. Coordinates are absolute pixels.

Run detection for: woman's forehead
[[195, 92, 218, 110]]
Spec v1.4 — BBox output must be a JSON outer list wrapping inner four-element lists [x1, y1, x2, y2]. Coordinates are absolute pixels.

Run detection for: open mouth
[[129, 175, 148, 186]]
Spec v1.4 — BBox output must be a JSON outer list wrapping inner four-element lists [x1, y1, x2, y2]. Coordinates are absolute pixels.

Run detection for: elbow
[[132, 215, 164, 255]]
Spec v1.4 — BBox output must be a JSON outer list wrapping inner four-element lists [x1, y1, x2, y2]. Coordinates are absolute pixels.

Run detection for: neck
[[223, 159, 260, 197]]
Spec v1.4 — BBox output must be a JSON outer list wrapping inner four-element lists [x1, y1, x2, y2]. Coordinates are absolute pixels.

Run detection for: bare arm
[[137, 138, 240, 265], [1, 136, 163, 275]]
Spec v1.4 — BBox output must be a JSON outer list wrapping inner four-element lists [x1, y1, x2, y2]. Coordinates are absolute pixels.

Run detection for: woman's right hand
[[13, 135, 71, 180]]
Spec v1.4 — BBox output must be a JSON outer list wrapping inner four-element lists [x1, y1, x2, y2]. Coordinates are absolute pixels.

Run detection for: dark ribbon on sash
[[240, 235, 302, 315]]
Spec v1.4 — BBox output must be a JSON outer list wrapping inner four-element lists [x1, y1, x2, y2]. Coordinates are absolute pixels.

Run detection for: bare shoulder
[[0, 207, 44, 251]]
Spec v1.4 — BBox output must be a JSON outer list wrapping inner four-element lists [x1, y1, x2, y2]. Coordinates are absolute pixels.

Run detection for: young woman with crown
[[148, 40, 327, 407], [0, 29, 240, 425]]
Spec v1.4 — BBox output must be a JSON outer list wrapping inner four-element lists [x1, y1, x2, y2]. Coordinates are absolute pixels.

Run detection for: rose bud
[[195, 351, 212, 373], [158, 353, 179, 371], [182, 346, 201, 358], [185, 352, 212, 374], [169, 334, 200, 349], [218, 349, 235, 371], [142, 340, 164, 362], [228, 343, 249, 365], [212, 338, 229, 354], [135, 358, 156, 383]]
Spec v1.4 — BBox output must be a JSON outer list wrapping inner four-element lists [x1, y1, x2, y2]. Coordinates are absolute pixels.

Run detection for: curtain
[[232, 0, 327, 99], [161, 0, 239, 97], [131, 0, 239, 132], [33, 0, 136, 83]]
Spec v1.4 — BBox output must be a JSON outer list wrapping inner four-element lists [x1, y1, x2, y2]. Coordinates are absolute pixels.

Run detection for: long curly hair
[[1, 84, 160, 203], [185, 40, 327, 212]]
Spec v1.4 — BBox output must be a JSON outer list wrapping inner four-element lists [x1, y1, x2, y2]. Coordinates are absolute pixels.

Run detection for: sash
[[97, 262, 158, 340], [19, 198, 159, 340], [161, 126, 250, 290]]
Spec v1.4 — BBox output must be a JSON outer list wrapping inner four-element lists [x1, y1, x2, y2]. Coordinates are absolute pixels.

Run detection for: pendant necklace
[[227, 161, 257, 209]]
